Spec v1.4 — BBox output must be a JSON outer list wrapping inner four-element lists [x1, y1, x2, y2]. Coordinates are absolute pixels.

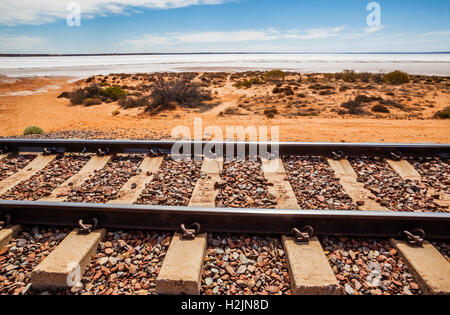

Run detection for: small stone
[[237, 265, 246, 274], [344, 283, 354, 295], [205, 278, 213, 286]]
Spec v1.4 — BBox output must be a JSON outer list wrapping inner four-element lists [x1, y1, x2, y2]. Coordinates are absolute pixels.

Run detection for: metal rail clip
[[331, 151, 344, 160], [292, 225, 314, 244], [0, 214, 11, 229], [0, 146, 8, 154], [390, 151, 403, 161], [403, 228, 425, 246], [97, 147, 110, 156], [180, 222, 201, 240], [78, 218, 98, 234], [43, 147, 57, 155]]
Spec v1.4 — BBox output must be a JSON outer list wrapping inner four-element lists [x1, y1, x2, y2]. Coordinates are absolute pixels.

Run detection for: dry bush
[[435, 107, 450, 119], [371, 104, 390, 113], [146, 75, 212, 114], [83, 97, 102, 106], [340, 99, 366, 115], [383, 71, 410, 85], [69, 84, 103, 105]]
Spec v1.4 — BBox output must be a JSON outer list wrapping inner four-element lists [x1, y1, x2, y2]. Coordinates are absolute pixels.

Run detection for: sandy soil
[[0, 74, 449, 143]]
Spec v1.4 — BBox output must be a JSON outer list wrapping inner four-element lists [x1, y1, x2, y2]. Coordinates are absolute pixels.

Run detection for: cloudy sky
[[0, 0, 449, 54]]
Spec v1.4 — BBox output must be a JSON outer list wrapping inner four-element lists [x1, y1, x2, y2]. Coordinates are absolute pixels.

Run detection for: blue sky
[[0, 0, 449, 54]]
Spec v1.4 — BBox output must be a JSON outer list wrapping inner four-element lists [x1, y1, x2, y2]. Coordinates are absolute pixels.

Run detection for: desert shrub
[[57, 91, 71, 99], [335, 70, 359, 82], [223, 107, 244, 115], [354, 95, 372, 103], [117, 96, 149, 109], [339, 85, 351, 92], [272, 86, 294, 95], [272, 87, 282, 94], [360, 72, 371, 83], [101, 86, 127, 101], [23, 126, 44, 135], [263, 107, 278, 118], [284, 87, 294, 95], [309, 83, 334, 90], [83, 97, 102, 106], [146, 76, 212, 114], [383, 71, 410, 85], [380, 99, 405, 110], [69, 84, 103, 105], [264, 70, 287, 81], [112, 109, 120, 116], [434, 107, 450, 119], [371, 104, 390, 113], [234, 77, 261, 89], [340, 100, 365, 115]]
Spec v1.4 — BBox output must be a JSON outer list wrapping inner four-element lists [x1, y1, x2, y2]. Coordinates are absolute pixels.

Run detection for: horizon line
[[1, 51, 449, 57]]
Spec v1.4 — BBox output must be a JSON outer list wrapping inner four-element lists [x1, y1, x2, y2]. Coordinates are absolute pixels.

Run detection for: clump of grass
[[337, 70, 359, 82], [83, 97, 102, 106], [272, 86, 294, 95], [264, 70, 287, 81], [234, 77, 261, 89], [309, 83, 334, 90], [101, 86, 127, 101], [434, 107, 450, 119], [263, 107, 279, 118], [23, 126, 44, 135], [118, 96, 149, 109], [355, 94, 382, 103], [371, 104, 390, 113], [380, 99, 405, 110], [383, 70, 410, 85]]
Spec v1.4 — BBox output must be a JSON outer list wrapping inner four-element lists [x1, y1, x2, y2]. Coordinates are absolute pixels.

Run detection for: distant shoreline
[[1, 52, 450, 57]]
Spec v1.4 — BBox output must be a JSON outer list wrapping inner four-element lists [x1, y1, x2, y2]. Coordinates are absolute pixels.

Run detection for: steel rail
[[0, 139, 449, 157], [0, 200, 449, 239]]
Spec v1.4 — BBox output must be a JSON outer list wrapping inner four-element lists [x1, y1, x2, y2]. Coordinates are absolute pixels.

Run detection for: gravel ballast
[[63, 230, 172, 295], [1, 154, 90, 200], [0, 155, 36, 182], [409, 157, 450, 194], [0, 226, 69, 295], [136, 157, 202, 206], [321, 236, 422, 295], [201, 234, 291, 295], [215, 159, 277, 208], [65, 155, 143, 203], [349, 157, 445, 212], [283, 156, 357, 210]]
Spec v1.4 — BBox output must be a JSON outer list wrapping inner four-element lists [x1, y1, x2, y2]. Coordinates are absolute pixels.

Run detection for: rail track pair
[[0, 139, 449, 241]]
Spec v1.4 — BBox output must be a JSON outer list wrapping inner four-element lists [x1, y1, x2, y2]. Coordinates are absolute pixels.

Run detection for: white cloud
[[420, 30, 450, 37], [123, 27, 350, 50], [0, 34, 48, 53], [282, 27, 345, 39], [365, 25, 384, 34], [0, 0, 234, 26]]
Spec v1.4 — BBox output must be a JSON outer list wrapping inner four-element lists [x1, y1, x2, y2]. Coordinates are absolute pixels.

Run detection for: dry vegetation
[[59, 70, 450, 120]]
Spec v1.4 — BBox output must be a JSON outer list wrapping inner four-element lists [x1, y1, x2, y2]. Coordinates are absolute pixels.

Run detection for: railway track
[[0, 139, 449, 295]]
